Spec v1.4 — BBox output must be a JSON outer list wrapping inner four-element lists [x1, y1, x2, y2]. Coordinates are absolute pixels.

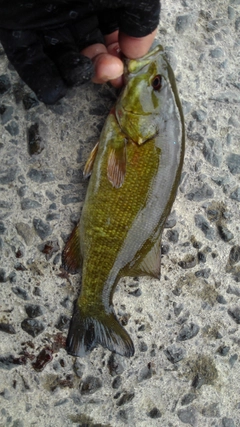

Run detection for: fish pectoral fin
[[83, 141, 99, 178], [62, 224, 82, 274], [107, 140, 127, 188], [131, 234, 162, 279], [66, 302, 135, 358]]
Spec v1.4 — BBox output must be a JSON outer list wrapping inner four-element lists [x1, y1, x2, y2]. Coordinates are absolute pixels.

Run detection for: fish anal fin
[[107, 142, 127, 188], [83, 141, 99, 178], [66, 302, 134, 358], [62, 224, 82, 274], [131, 235, 162, 279]]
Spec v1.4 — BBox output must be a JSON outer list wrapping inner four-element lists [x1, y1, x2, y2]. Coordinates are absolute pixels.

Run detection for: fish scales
[[81, 136, 160, 299], [62, 43, 185, 358]]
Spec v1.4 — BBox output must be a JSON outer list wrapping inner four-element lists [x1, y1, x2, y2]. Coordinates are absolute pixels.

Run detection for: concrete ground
[[0, 1, 240, 426]]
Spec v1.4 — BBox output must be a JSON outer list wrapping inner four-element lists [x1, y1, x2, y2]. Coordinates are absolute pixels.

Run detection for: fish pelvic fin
[[83, 141, 99, 179], [66, 303, 135, 358]]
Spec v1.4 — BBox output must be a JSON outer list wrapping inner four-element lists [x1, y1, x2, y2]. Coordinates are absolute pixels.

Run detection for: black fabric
[[0, 1, 161, 104], [0, 1, 160, 36]]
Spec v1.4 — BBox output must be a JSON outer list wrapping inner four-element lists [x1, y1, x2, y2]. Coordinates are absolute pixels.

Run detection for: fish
[[62, 43, 185, 358]]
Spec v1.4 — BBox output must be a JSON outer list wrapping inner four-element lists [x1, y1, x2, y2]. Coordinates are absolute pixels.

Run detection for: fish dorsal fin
[[83, 141, 99, 178], [62, 224, 82, 274], [107, 140, 127, 188], [131, 234, 162, 279]]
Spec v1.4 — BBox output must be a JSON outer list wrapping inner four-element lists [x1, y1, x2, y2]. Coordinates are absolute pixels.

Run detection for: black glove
[[0, 1, 160, 104]]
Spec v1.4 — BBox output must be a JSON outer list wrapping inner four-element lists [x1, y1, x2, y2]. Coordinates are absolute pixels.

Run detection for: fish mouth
[[125, 44, 164, 75]]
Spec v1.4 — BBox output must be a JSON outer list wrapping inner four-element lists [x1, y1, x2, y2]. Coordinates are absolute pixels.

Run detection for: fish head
[[115, 44, 177, 145]]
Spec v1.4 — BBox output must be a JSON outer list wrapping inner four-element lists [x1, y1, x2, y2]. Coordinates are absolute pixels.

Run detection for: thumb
[[119, 29, 157, 60]]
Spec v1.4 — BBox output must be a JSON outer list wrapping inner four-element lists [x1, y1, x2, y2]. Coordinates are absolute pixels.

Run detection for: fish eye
[[151, 74, 162, 91]]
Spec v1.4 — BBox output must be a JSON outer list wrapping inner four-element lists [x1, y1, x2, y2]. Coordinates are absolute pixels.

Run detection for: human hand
[[0, 1, 160, 104]]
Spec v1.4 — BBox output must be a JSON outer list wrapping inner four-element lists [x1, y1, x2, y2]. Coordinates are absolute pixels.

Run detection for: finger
[[104, 32, 123, 87], [108, 74, 124, 89], [93, 53, 123, 86], [0, 28, 66, 104], [81, 43, 108, 60], [118, 29, 158, 59], [104, 31, 121, 58], [104, 30, 119, 47], [81, 43, 123, 85]]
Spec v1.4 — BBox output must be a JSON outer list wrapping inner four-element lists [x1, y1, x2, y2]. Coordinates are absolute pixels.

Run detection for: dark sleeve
[[0, 1, 90, 30], [119, 0, 161, 37], [0, 1, 160, 36], [96, 0, 161, 37]]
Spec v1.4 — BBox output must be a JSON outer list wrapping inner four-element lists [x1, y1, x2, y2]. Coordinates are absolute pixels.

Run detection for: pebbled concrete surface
[[0, 1, 240, 426]]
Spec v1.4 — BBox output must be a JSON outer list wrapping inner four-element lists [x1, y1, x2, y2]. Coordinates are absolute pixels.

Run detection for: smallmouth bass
[[62, 44, 185, 358]]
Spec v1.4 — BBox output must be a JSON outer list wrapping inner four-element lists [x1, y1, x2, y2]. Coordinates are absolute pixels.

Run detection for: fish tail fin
[[66, 304, 135, 358]]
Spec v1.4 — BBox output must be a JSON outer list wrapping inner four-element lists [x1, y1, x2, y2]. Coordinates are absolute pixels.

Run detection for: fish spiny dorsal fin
[[62, 224, 82, 274], [83, 141, 99, 178], [107, 139, 127, 188]]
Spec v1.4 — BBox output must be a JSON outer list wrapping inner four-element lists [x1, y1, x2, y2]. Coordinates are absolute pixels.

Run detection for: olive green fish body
[[63, 44, 185, 357], [81, 115, 160, 297]]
